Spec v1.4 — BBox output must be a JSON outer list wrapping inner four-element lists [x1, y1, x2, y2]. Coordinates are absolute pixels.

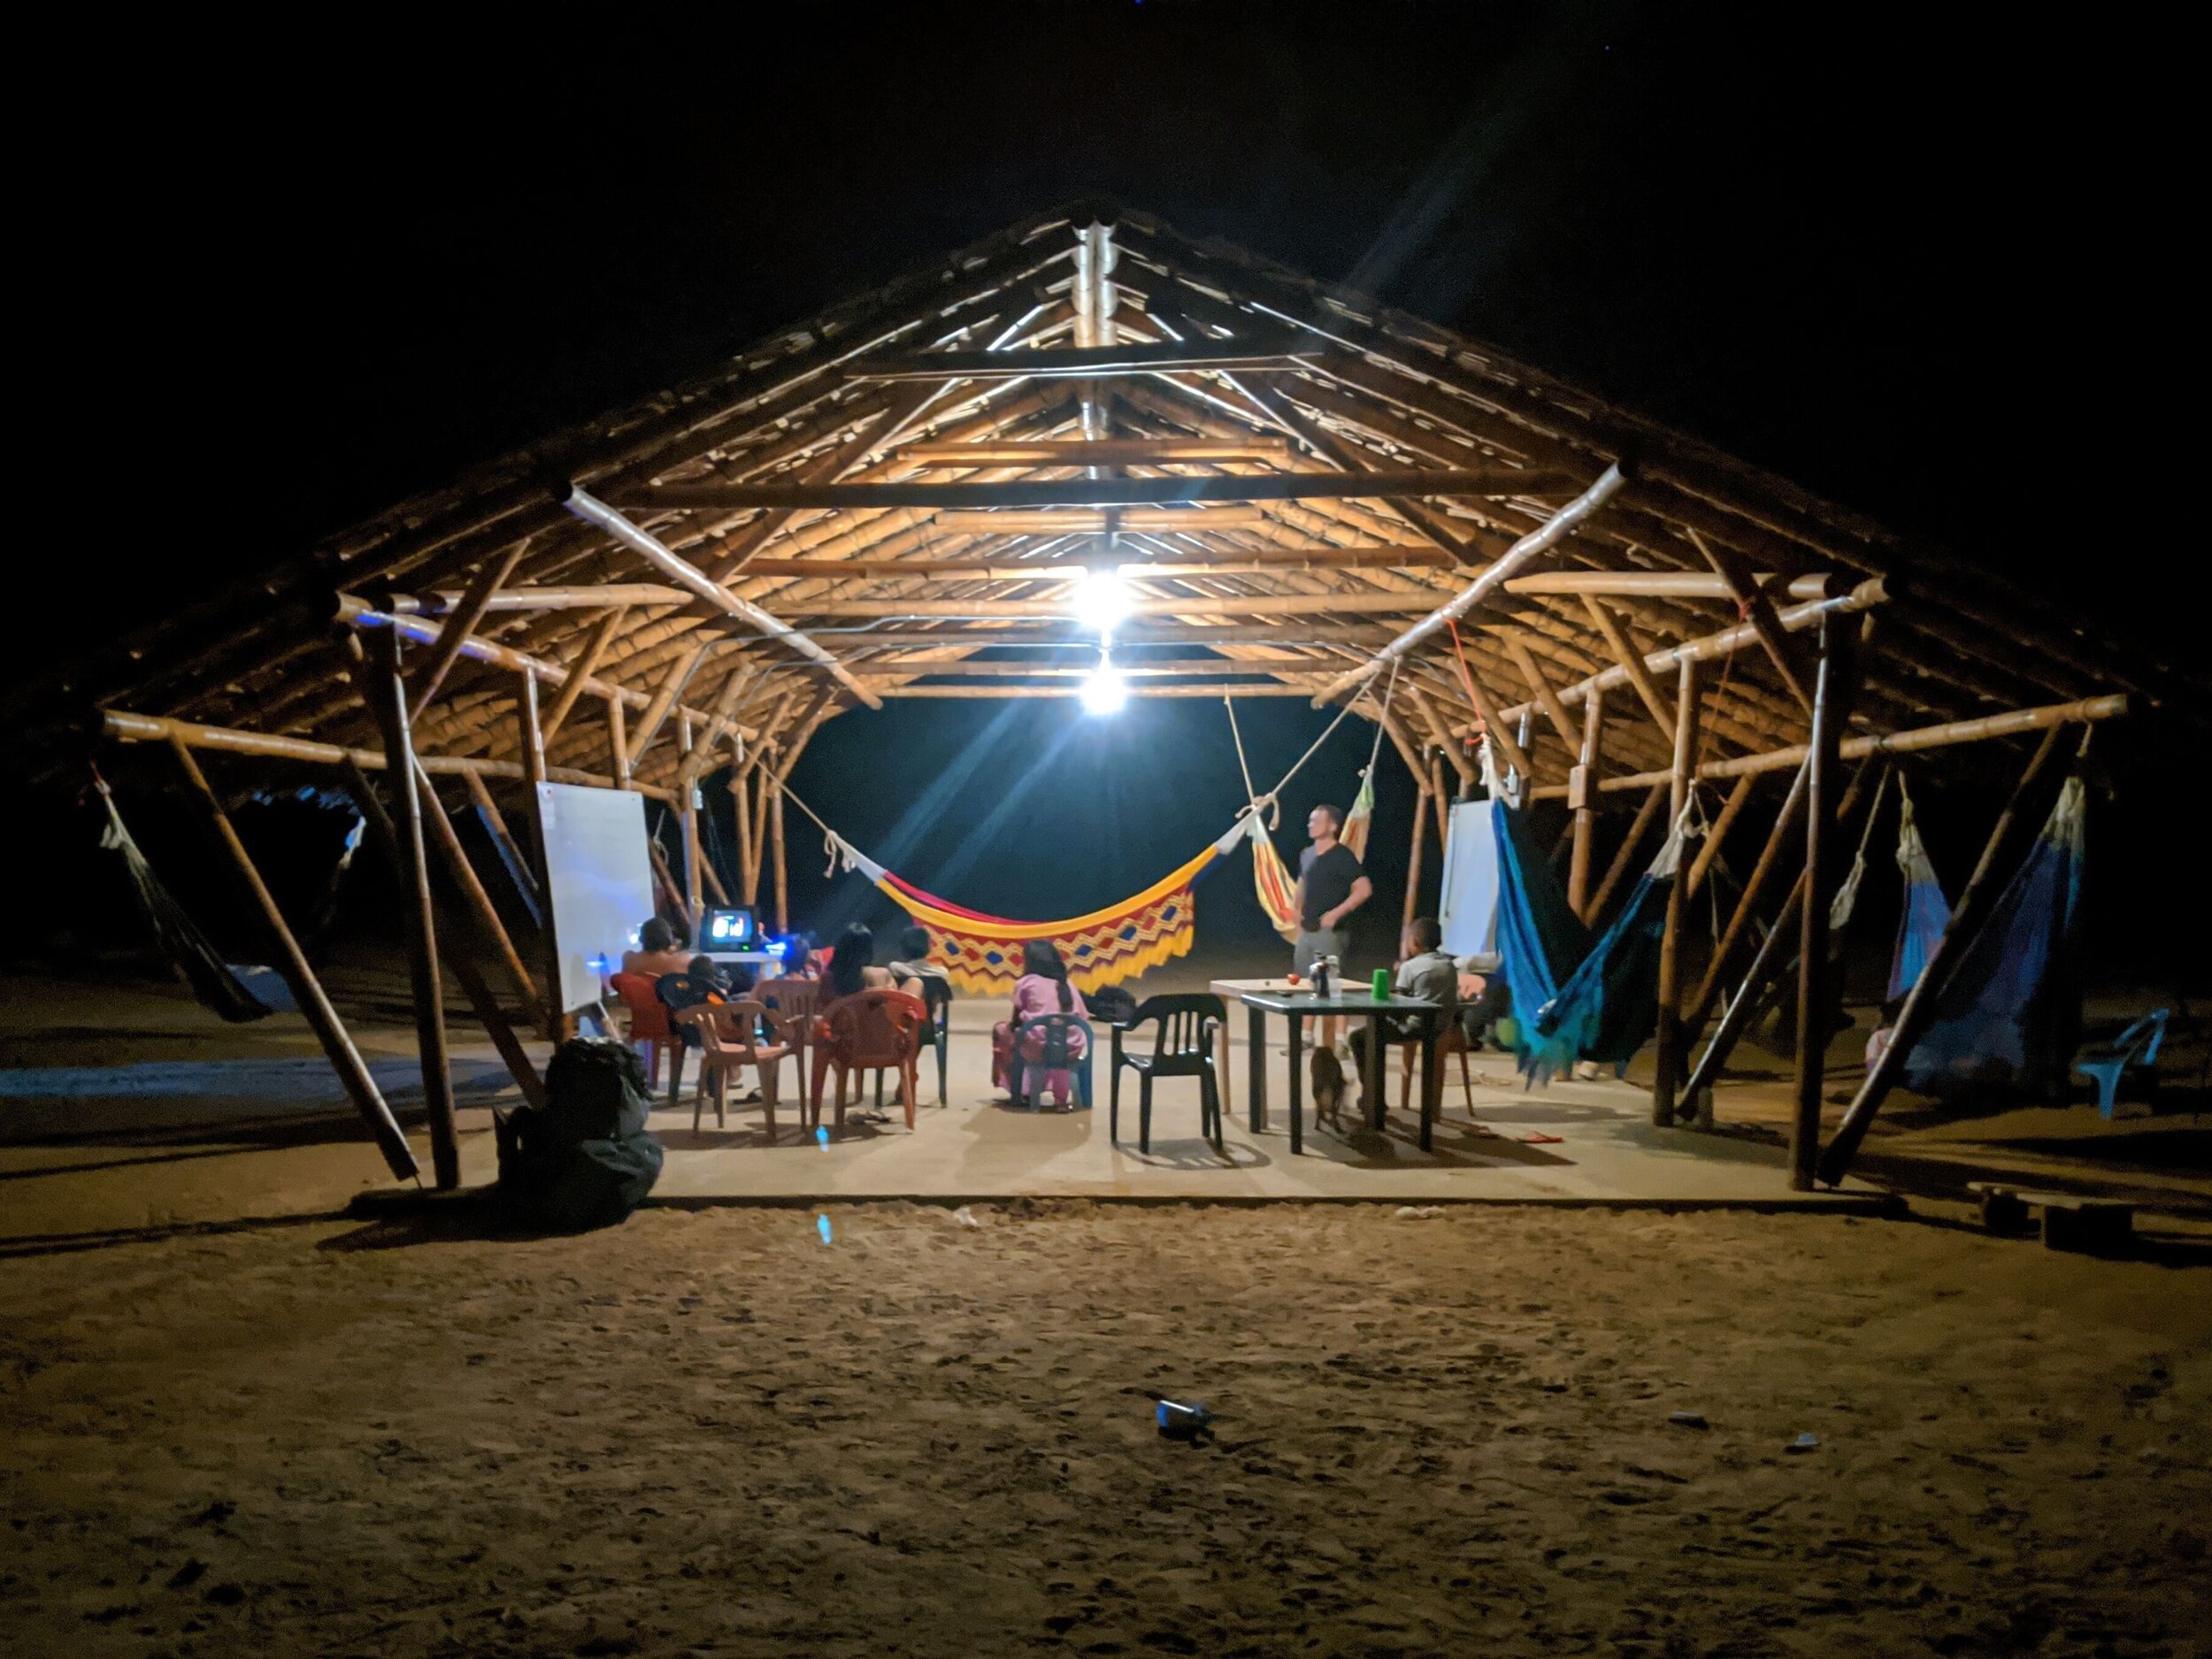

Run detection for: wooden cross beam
[[899, 437, 1296, 465], [845, 337, 1319, 380], [615, 463, 1578, 514]]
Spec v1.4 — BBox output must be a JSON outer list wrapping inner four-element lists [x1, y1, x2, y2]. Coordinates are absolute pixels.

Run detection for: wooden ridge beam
[[1505, 570, 1836, 599], [931, 508, 1263, 532], [616, 465, 1577, 513], [878, 682, 1322, 699], [846, 337, 1319, 380], [900, 437, 1296, 465], [755, 590, 1446, 620]]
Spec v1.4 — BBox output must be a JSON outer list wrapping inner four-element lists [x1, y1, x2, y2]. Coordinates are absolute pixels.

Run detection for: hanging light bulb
[[1079, 649, 1127, 716], [1068, 566, 1130, 635]]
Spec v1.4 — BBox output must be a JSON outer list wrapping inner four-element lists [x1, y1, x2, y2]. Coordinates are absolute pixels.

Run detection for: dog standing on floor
[[1310, 1046, 1347, 1127]]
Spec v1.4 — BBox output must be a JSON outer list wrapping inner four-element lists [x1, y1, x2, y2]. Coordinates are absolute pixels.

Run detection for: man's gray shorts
[[1292, 928, 1350, 979]]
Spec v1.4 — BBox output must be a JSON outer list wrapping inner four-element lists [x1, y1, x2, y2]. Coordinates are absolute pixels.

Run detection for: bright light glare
[[1068, 567, 1130, 634], [1080, 657, 1128, 716]]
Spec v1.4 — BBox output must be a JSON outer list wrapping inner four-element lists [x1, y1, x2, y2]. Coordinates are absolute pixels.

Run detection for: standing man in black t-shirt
[[1294, 802, 1372, 1010]]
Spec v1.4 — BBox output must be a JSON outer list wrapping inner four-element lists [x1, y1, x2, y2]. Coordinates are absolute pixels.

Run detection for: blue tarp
[[1903, 777, 2085, 1098]]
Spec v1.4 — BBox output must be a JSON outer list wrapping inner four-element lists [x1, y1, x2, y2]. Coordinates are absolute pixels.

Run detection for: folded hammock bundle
[[823, 818, 1250, 997], [1494, 797, 1693, 1085], [1902, 775, 2085, 1098]]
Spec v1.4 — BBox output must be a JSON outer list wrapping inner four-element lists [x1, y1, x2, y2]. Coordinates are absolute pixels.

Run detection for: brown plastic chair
[[811, 989, 928, 1131], [760, 975, 823, 1091], [1400, 1019, 1477, 1118], [677, 1002, 791, 1141]]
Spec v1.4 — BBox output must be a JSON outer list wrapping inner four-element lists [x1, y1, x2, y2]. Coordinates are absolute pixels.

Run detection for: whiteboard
[[1437, 799, 1501, 958], [535, 783, 656, 1014]]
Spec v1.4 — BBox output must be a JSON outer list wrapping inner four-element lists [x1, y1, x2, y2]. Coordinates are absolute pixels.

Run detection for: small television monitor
[[701, 907, 757, 949]]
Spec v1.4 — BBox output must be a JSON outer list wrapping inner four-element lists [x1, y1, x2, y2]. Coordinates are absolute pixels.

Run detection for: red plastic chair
[[810, 989, 927, 1131], [610, 972, 675, 1096], [677, 1002, 792, 1141]]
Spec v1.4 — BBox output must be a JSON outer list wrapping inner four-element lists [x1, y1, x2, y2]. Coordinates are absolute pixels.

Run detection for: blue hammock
[[1887, 782, 1951, 1001], [1903, 776, 2085, 1097], [1493, 799, 1678, 1085]]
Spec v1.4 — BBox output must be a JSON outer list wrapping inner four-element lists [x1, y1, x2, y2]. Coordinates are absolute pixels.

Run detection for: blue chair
[[1010, 1014, 1094, 1110], [2074, 1009, 2169, 1118]]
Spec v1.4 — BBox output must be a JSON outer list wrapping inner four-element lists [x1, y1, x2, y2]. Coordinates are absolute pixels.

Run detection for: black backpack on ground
[[1087, 983, 1138, 1026], [494, 1037, 663, 1231]]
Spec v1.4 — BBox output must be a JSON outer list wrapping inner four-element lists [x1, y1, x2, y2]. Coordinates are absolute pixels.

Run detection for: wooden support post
[[1680, 758, 1878, 1104], [1683, 759, 1810, 1038], [606, 694, 629, 787], [462, 768, 541, 922], [165, 738, 418, 1182], [1685, 773, 1757, 902], [346, 762, 544, 1112], [1688, 528, 1816, 713], [1587, 782, 1666, 925], [409, 539, 529, 720], [733, 766, 758, 904], [680, 716, 705, 942], [412, 756, 540, 1018], [1566, 685, 1603, 918], [1403, 784, 1432, 933], [1817, 725, 2070, 1187], [771, 781, 790, 934], [517, 670, 546, 789], [1791, 616, 1854, 1189], [541, 606, 628, 743], [1654, 655, 1702, 1125], [367, 630, 461, 1189], [1583, 596, 1677, 741]]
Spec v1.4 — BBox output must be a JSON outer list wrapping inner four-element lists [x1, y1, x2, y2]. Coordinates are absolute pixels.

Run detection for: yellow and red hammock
[[828, 818, 1251, 997]]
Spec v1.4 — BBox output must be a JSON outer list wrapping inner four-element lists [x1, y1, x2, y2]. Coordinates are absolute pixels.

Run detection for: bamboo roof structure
[[22, 200, 2200, 801]]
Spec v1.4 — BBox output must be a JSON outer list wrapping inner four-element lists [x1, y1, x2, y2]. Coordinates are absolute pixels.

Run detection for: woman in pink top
[[991, 939, 1089, 1109]]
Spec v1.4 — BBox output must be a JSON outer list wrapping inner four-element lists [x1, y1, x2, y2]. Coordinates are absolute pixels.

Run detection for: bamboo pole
[[1540, 694, 2129, 797], [365, 630, 461, 1188], [560, 485, 884, 710], [540, 605, 629, 742], [1310, 464, 1631, 703], [1502, 632, 1579, 749], [411, 756, 540, 1018], [165, 738, 419, 1181], [606, 694, 628, 787], [771, 782, 789, 934], [620, 465, 1573, 512], [346, 761, 544, 1112], [1566, 684, 1603, 918], [1816, 725, 2072, 1186], [408, 539, 529, 720], [517, 670, 546, 790], [929, 508, 1267, 533], [1583, 596, 1677, 741], [733, 765, 759, 903], [763, 591, 1447, 620], [1689, 528, 1815, 712], [1680, 758, 1880, 1107], [899, 436, 1298, 465], [1683, 760, 1809, 1039], [1685, 773, 1756, 902], [1504, 571, 1836, 599], [627, 641, 714, 775], [1587, 783, 1667, 926], [1791, 616, 1854, 1189], [1403, 785, 1432, 932], [1654, 655, 1702, 1125], [876, 683, 1324, 698], [1456, 661, 1538, 787], [680, 716, 705, 943]]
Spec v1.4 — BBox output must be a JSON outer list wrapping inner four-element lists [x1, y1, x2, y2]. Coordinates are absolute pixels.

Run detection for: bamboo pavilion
[[17, 203, 2200, 1197]]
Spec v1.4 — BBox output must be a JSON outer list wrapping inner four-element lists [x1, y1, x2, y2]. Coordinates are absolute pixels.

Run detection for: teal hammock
[[1493, 798, 1684, 1086], [1902, 776, 2086, 1098], [1887, 780, 1951, 1001]]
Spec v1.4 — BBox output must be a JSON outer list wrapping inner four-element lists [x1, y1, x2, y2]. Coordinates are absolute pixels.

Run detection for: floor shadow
[[1111, 1136, 1268, 1173], [0, 1210, 349, 1261]]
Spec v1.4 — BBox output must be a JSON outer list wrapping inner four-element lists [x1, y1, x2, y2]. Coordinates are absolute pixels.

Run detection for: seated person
[[622, 917, 692, 979], [1347, 917, 1460, 1085], [822, 922, 895, 1002], [886, 924, 951, 1000], [1454, 949, 1510, 1049], [991, 939, 1088, 1110]]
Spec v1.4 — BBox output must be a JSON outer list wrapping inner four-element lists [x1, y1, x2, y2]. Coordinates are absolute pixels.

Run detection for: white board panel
[[535, 783, 656, 1013], [1438, 799, 1501, 959]]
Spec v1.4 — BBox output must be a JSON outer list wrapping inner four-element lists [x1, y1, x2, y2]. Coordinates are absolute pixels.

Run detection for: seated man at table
[[1346, 917, 1458, 1111]]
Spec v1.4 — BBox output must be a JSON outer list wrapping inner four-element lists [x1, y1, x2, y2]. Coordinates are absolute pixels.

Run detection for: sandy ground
[[4, 1202, 2208, 1659]]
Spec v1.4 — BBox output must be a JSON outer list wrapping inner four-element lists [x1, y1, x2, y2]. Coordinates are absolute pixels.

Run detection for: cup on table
[[1371, 968, 1391, 1000]]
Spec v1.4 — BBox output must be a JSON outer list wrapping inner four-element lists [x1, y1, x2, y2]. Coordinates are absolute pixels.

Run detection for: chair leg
[[1140, 1072, 1153, 1155], [692, 1063, 705, 1133], [875, 1070, 884, 1111], [1401, 1042, 1416, 1115], [902, 1061, 918, 1130], [1202, 1067, 1222, 1148], [1110, 1060, 1120, 1144], [713, 1063, 727, 1130], [1458, 1048, 1475, 1116], [936, 1037, 948, 1108], [759, 1055, 780, 1144]]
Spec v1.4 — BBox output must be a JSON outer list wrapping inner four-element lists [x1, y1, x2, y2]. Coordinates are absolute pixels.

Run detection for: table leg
[[1420, 1013, 1440, 1152], [1363, 1014, 1387, 1133], [1286, 1014, 1303, 1156], [1248, 1004, 1267, 1133]]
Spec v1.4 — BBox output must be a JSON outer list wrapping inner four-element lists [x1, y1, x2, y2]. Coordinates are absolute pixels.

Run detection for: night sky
[[27, 7, 2194, 972]]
